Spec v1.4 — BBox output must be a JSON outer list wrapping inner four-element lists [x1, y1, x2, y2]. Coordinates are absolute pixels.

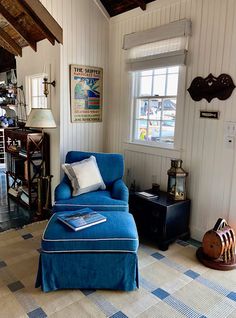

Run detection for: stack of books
[[19, 149, 42, 159], [57, 209, 107, 231]]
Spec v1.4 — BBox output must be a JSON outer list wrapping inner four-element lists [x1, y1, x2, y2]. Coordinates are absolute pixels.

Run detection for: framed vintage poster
[[70, 65, 103, 122]]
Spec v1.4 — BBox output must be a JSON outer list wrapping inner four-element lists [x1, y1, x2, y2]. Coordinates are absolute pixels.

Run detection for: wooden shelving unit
[[4, 128, 50, 210]]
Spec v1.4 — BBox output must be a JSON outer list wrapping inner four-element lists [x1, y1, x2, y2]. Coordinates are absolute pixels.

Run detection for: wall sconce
[[8, 69, 23, 94], [42, 77, 56, 97]]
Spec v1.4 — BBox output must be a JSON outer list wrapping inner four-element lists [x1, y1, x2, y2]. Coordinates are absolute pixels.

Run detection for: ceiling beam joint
[[137, 0, 146, 10], [0, 29, 22, 56], [16, 0, 62, 45]]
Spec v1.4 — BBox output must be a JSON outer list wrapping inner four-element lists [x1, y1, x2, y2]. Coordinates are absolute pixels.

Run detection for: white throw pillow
[[62, 156, 106, 196]]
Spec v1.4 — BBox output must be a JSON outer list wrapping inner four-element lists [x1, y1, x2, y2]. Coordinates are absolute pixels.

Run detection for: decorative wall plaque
[[187, 73, 235, 103], [200, 111, 220, 119]]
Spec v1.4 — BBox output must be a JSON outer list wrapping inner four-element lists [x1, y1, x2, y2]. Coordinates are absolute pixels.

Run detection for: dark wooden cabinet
[[4, 128, 50, 210], [129, 190, 191, 250]]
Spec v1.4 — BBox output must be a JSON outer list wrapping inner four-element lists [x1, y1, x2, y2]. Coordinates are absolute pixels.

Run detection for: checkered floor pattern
[[0, 221, 235, 318]]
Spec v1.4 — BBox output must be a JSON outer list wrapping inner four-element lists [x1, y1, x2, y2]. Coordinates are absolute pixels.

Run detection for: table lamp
[[25, 108, 56, 129]]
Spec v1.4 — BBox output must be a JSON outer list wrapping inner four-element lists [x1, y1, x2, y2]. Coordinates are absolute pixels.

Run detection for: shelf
[[7, 192, 33, 208], [5, 148, 20, 155], [4, 128, 50, 211], [6, 170, 27, 182]]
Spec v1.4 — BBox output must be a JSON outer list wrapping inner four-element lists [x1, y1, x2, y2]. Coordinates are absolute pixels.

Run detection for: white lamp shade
[[25, 108, 56, 128]]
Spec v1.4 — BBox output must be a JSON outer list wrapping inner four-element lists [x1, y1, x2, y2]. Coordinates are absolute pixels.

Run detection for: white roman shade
[[123, 19, 191, 71]]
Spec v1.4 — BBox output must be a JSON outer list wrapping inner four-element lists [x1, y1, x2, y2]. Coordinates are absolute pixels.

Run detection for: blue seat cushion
[[53, 190, 128, 212], [42, 210, 139, 253]]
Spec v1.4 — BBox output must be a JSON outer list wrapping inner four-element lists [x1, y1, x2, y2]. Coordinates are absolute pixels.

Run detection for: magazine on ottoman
[[57, 209, 106, 231]]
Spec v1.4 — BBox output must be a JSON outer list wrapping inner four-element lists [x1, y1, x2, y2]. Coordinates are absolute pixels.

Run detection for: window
[[123, 19, 191, 148], [28, 74, 47, 109], [133, 66, 179, 145]]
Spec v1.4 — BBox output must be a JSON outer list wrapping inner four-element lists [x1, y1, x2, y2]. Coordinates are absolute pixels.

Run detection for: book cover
[[57, 209, 107, 231], [136, 191, 159, 199], [20, 192, 29, 205], [22, 185, 37, 197]]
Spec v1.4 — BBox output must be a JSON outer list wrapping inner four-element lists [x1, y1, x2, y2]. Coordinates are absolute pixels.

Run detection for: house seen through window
[[133, 66, 179, 145]]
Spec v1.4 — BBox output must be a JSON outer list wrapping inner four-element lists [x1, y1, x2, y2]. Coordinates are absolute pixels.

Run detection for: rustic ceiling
[[0, 0, 155, 57], [100, 0, 155, 17], [0, 0, 62, 58], [0, 0, 154, 72]]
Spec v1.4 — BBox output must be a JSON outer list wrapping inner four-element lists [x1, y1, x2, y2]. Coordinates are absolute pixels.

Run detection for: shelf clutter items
[[0, 128, 5, 168], [4, 128, 50, 211]]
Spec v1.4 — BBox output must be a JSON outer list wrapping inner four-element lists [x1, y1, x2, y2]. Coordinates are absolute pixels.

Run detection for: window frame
[[25, 73, 48, 113], [130, 65, 186, 150]]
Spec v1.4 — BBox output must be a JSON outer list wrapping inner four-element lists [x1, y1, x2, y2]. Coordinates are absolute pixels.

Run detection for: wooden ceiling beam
[[15, 0, 55, 45], [137, 0, 146, 10], [0, 3, 37, 52], [16, 0, 63, 45], [0, 28, 22, 56]]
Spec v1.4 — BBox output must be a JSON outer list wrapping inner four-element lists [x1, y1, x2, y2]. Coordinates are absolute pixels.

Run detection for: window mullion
[[147, 98, 150, 121], [151, 69, 154, 96], [160, 98, 163, 141], [164, 68, 168, 96]]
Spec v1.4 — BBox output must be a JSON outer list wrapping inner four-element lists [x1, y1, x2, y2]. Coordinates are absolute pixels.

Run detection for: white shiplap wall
[[42, 0, 109, 165], [107, 0, 236, 240], [17, 0, 109, 194]]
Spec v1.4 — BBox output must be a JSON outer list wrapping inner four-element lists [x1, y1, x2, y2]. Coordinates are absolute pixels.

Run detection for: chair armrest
[[111, 179, 129, 203], [55, 177, 72, 201]]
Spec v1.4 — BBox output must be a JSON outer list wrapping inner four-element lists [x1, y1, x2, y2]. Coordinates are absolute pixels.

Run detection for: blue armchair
[[53, 151, 129, 213]]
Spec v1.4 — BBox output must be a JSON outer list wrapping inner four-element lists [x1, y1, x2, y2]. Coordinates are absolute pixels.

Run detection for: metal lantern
[[167, 159, 188, 201]]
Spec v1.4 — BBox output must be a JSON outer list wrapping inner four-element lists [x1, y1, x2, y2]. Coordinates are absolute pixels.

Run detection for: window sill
[[123, 141, 182, 157]]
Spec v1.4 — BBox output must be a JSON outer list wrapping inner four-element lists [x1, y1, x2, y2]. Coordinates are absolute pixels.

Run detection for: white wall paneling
[[107, 0, 236, 240], [57, 0, 109, 164], [17, 0, 109, 196]]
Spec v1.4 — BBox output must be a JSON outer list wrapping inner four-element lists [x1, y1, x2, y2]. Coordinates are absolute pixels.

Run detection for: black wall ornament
[[187, 73, 235, 103]]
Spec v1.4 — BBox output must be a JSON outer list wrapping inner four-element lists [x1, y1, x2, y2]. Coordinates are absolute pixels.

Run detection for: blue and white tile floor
[[0, 221, 235, 318]]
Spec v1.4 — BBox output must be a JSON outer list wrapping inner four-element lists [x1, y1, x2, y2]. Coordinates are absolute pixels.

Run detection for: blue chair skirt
[[36, 252, 139, 292]]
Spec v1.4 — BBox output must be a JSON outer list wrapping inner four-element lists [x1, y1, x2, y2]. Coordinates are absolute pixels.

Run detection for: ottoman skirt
[[36, 252, 138, 292], [36, 211, 139, 292]]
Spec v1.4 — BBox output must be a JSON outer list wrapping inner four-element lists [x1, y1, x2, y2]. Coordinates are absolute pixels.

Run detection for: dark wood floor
[[0, 169, 32, 232]]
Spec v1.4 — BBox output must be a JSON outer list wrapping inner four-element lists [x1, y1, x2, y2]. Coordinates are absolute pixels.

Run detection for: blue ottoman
[[36, 211, 139, 292]]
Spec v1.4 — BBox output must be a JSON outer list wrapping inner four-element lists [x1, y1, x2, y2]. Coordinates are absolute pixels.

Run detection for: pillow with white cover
[[62, 156, 106, 196]]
